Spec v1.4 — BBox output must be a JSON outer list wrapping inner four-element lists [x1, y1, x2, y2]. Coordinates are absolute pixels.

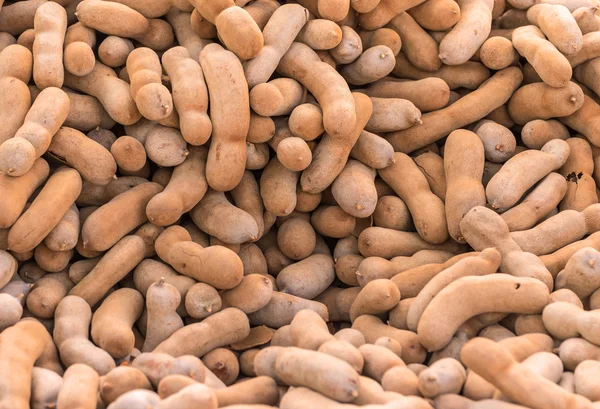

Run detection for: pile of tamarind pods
[[3, 0, 600, 408]]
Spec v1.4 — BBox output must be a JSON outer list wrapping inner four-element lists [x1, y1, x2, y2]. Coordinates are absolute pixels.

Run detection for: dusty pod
[[418, 358, 466, 398], [0, 293, 23, 332], [526, 4, 583, 55], [56, 363, 99, 409], [276, 218, 316, 261], [98, 36, 134, 67], [31, 367, 62, 409], [202, 348, 239, 386], [473, 120, 516, 163], [63, 22, 96, 77], [479, 36, 517, 70], [111, 136, 146, 172], [100, 366, 152, 404], [185, 283, 222, 319], [33, 1, 67, 89], [142, 278, 184, 352], [250, 78, 303, 117], [288, 103, 325, 141]]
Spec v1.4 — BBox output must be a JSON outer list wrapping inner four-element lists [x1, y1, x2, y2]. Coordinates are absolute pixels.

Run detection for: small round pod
[[340, 45, 396, 85], [408, 0, 461, 31], [111, 136, 147, 172], [32, 1, 67, 89], [49, 127, 117, 185], [91, 288, 144, 359], [444, 129, 486, 243], [331, 160, 378, 219], [8, 167, 82, 253], [33, 243, 73, 273], [31, 367, 62, 409], [63, 22, 96, 77], [100, 366, 152, 405], [131, 352, 206, 388], [190, 9, 217, 38], [473, 120, 517, 163], [260, 157, 298, 217], [0, 293, 23, 331], [0, 76, 31, 148], [288, 103, 325, 141], [276, 137, 313, 172], [126, 47, 173, 121], [277, 218, 316, 261], [381, 365, 421, 396], [201, 348, 239, 386], [359, 28, 401, 57], [350, 130, 394, 169], [162, 46, 212, 146], [185, 283, 222, 319], [56, 363, 99, 409], [250, 78, 303, 117], [220, 274, 273, 314], [247, 114, 275, 144], [507, 81, 584, 125], [248, 291, 328, 329], [349, 279, 401, 322], [246, 142, 270, 170], [311, 205, 356, 239], [190, 189, 258, 244], [0, 87, 70, 177], [142, 279, 184, 352], [366, 97, 421, 133], [276, 254, 335, 299], [358, 343, 405, 382], [296, 19, 343, 50], [372, 196, 413, 231], [98, 36, 135, 68], [0, 43, 33, 82], [379, 152, 448, 244], [331, 26, 363, 65], [521, 119, 570, 150], [0, 33, 16, 52], [572, 6, 600, 34], [200, 43, 249, 192], [417, 358, 466, 398], [574, 360, 600, 401], [557, 247, 600, 298], [479, 36, 518, 70]]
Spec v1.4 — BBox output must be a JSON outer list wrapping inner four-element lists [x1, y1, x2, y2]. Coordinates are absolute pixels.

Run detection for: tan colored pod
[[75, 0, 149, 38], [111, 136, 146, 172], [288, 103, 324, 141], [0, 33, 16, 52], [438, 0, 493, 65], [126, 47, 173, 121], [8, 167, 81, 253], [0, 158, 49, 229], [486, 140, 570, 211], [311, 205, 356, 239], [69, 235, 146, 306], [201, 348, 239, 386], [413, 151, 446, 202], [372, 195, 413, 231], [220, 274, 273, 314], [260, 158, 298, 216], [63, 22, 96, 77], [49, 127, 117, 185], [473, 120, 516, 163], [146, 147, 208, 226], [366, 97, 421, 133], [479, 36, 517, 70], [556, 247, 600, 297], [331, 26, 363, 64], [296, 19, 342, 50], [0, 43, 33, 83], [278, 42, 355, 139], [161, 47, 211, 146], [352, 314, 426, 364], [388, 67, 521, 153], [184, 283, 221, 319], [33, 243, 73, 273], [349, 131, 394, 170], [32, 2, 66, 89], [98, 36, 134, 67], [418, 275, 550, 351], [508, 81, 584, 125], [388, 12, 440, 72], [142, 279, 184, 352], [460, 206, 554, 288], [274, 347, 360, 402], [379, 152, 448, 244], [358, 0, 428, 30], [277, 218, 315, 260], [359, 344, 405, 382], [331, 160, 378, 218], [53, 295, 115, 374], [91, 288, 143, 358], [510, 204, 600, 255], [131, 353, 207, 388], [559, 95, 600, 147], [340, 45, 395, 85], [512, 25, 572, 88], [418, 358, 466, 398], [543, 301, 600, 344], [248, 291, 328, 328], [82, 182, 162, 252], [407, 249, 501, 332], [44, 204, 79, 252], [26, 272, 73, 318], [155, 226, 243, 290], [0, 77, 31, 146], [560, 172, 598, 211], [350, 279, 400, 322], [521, 120, 570, 149], [276, 254, 335, 299], [154, 307, 249, 357], [501, 172, 568, 231], [365, 78, 450, 113], [100, 366, 152, 404], [0, 87, 69, 176], [527, 4, 583, 55], [444, 129, 486, 243], [462, 338, 592, 409], [382, 365, 421, 396], [56, 364, 99, 409], [573, 360, 600, 401], [30, 367, 61, 409], [191, 190, 258, 244], [359, 28, 402, 57], [0, 293, 23, 331], [65, 62, 141, 125], [200, 44, 249, 192]]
